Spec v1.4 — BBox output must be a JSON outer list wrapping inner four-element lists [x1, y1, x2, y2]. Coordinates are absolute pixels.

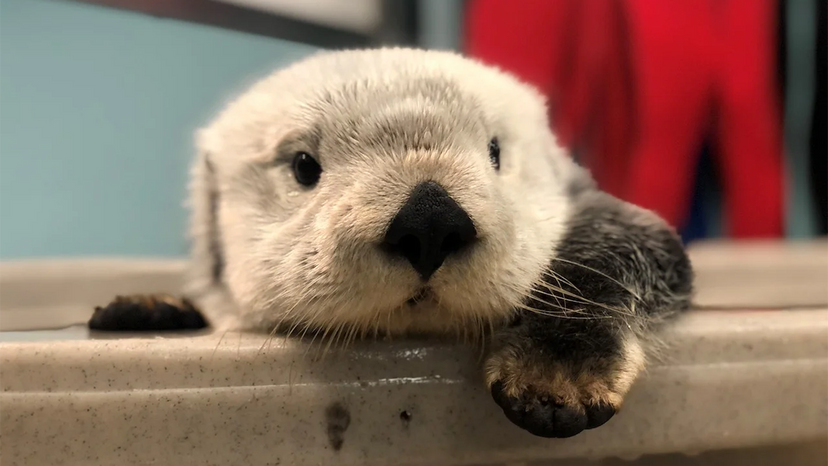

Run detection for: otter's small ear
[[185, 147, 225, 298]]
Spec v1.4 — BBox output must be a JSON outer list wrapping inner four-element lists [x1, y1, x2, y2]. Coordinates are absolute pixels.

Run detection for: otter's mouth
[[406, 287, 433, 307]]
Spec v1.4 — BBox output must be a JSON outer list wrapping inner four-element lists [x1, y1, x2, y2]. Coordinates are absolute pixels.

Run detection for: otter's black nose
[[384, 181, 477, 281]]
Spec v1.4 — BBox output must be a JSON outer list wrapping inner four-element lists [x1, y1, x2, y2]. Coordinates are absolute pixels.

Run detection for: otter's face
[[197, 49, 574, 336]]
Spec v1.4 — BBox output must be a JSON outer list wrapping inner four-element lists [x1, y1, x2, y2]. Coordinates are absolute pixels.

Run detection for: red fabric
[[464, 0, 784, 238]]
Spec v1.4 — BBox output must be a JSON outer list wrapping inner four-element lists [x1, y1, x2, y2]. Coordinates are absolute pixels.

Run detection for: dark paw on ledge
[[88, 294, 208, 331], [490, 380, 617, 439]]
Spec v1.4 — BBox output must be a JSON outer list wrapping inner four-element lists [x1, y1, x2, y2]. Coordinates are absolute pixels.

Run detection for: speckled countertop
[[1, 241, 827, 466]]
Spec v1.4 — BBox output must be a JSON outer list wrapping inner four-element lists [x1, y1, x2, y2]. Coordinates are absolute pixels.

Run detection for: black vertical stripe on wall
[[778, 0, 787, 99], [204, 156, 225, 283], [811, 0, 827, 235]]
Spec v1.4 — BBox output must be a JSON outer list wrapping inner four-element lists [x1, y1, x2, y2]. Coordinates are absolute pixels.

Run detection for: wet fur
[[89, 48, 694, 439]]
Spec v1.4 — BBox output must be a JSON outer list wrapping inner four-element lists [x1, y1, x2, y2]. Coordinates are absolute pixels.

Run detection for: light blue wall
[[417, 0, 464, 51], [0, 0, 318, 259], [784, 0, 818, 238]]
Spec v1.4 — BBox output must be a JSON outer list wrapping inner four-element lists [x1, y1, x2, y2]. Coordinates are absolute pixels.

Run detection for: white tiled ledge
[[1, 309, 827, 466], [1, 240, 827, 466]]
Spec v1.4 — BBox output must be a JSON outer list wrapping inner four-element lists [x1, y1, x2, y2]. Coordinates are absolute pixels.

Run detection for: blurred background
[[0, 0, 825, 260]]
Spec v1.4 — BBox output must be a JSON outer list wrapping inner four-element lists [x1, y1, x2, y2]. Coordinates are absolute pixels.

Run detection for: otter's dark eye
[[292, 152, 322, 186], [488, 137, 500, 170]]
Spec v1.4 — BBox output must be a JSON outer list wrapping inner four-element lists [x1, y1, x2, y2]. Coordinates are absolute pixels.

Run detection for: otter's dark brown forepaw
[[89, 294, 208, 331], [491, 381, 607, 438], [485, 332, 643, 438], [490, 380, 617, 438]]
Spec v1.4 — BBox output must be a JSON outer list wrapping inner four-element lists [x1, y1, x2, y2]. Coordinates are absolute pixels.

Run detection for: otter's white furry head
[[187, 48, 585, 336]]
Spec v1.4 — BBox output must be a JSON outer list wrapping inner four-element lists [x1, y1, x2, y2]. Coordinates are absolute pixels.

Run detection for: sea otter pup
[[90, 48, 694, 439]]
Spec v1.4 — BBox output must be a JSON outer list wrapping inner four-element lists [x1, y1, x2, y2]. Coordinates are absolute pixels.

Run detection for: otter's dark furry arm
[[486, 190, 694, 438]]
